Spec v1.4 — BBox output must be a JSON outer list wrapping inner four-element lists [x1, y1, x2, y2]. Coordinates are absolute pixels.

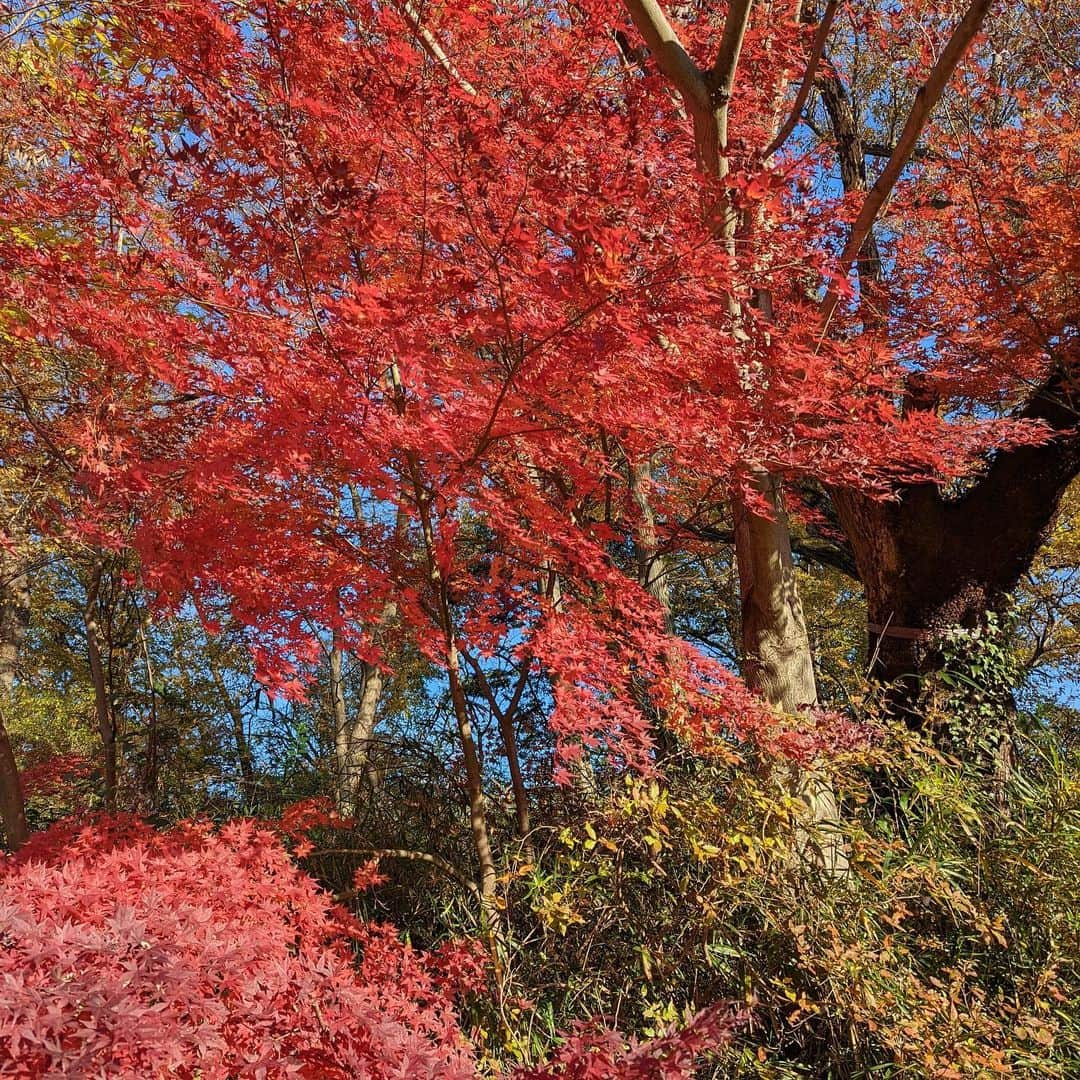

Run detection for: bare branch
[[765, 0, 842, 159], [863, 140, 937, 160], [400, 1, 478, 97], [820, 0, 994, 324]]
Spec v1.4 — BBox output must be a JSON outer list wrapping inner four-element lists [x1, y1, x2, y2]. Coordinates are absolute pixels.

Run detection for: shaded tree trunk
[[446, 637, 498, 901], [0, 554, 30, 849], [834, 387, 1080, 714], [818, 49, 1080, 723], [84, 562, 118, 812], [396, 397, 499, 909], [461, 648, 533, 851], [137, 620, 160, 812], [209, 658, 257, 808]]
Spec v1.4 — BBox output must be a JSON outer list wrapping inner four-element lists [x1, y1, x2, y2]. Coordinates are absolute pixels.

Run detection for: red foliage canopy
[[0, 0, 1064, 767]]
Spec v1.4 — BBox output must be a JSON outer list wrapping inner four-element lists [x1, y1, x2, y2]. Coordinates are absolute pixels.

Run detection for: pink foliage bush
[[0, 816, 738, 1078], [0, 816, 475, 1078]]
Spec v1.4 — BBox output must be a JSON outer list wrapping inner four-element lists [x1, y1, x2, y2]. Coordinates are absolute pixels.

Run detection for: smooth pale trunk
[[622, 0, 847, 872], [331, 639, 384, 816], [735, 474, 847, 873]]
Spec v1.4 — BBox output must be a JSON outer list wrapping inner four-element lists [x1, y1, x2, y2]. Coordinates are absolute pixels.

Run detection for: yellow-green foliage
[[494, 722, 1080, 1078]]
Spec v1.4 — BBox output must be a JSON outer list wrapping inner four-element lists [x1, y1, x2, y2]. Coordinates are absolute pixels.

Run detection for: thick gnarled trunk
[[835, 400, 1080, 716]]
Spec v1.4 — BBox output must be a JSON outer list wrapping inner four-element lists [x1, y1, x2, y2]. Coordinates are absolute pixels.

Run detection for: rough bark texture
[[0, 715, 27, 850], [734, 474, 818, 712], [735, 474, 847, 873], [835, 377, 1080, 703], [0, 557, 29, 696]]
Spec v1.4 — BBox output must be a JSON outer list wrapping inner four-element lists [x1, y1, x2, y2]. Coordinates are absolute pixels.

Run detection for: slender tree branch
[[821, 0, 994, 323], [400, 0, 478, 97], [707, 0, 755, 99], [864, 140, 936, 160], [765, 0, 841, 158]]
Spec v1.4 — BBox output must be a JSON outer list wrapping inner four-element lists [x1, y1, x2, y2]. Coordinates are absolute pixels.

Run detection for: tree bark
[[209, 658, 257, 807], [815, 16, 1079, 724], [330, 633, 384, 817], [629, 457, 675, 635], [835, 380, 1080, 708], [734, 474, 847, 871], [84, 562, 117, 812], [394, 377, 499, 908], [138, 621, 160, 813], [0, 553, 30, 849], [734, 474, 817, 711]]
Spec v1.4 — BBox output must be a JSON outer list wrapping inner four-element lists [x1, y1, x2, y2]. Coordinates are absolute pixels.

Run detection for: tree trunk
[[330, 633, 384, 817], [209, 659, 257, 808], [399, 421, 500, 910], [734, 474, 818, 711], [735, 473, 847, 873], [629, 456, 675, 635], [622, 0, 847, 872], [627, 455, 683, 761], [834, 402, 1080, 719], [0, 715, 27, 850], [446, 639, 498, 901], [496, 698, 531, 847], [0, 554, 30, 849], [819, 51, 1080, 721], [462, 647, 533, 850], [137, 621, 160, 812], [85, 563, 117, 812]]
